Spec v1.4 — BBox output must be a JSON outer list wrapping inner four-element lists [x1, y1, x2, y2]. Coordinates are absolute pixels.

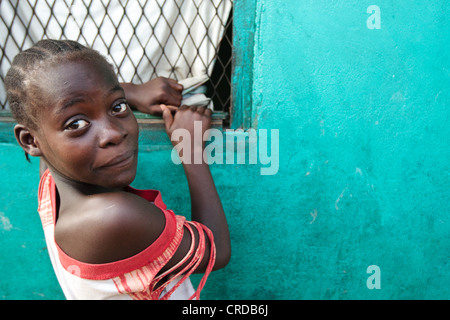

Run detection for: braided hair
[[5, 39, 113, 130]]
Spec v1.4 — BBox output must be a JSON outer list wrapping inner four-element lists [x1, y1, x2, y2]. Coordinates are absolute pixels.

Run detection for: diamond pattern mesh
[[0, 0, 232, 112]]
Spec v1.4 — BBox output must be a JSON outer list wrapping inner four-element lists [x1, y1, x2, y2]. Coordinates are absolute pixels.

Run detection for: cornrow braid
[[4, 39, 113, 130]]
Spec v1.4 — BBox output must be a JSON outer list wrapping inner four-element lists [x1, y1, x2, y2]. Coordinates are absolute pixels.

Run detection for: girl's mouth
[[98, 150, 136, 169]]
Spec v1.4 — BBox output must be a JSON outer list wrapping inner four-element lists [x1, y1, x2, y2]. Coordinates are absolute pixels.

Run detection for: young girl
[[5, 39, 230, 300]]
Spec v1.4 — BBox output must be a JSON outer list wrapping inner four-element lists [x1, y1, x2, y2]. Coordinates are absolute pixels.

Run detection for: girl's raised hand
[[161, 104, 212, 146]]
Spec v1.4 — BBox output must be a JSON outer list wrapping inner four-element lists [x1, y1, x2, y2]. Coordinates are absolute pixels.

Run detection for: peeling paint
[[0, 211, 13, 231]]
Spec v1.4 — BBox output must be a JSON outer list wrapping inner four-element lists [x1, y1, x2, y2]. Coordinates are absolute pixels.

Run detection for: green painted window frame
[[230, 0, 257, 130], [0, 110, 227, 126]]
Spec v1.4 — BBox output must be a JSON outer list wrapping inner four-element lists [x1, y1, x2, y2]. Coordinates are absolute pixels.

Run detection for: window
[[0, 0, 233, 123]]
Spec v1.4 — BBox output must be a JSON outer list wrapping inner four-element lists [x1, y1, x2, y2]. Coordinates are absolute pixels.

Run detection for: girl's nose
[[98, 119, 128, 148]]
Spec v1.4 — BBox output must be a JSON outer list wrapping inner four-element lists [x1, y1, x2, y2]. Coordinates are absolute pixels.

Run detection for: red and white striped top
[[37, 170, 215, 300]]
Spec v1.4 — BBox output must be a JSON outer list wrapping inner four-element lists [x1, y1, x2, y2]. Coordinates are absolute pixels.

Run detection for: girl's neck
[[48, 167, 125, 216], [51, 169, 109, 194]]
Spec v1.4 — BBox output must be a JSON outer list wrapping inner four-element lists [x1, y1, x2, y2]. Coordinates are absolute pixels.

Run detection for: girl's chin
[[103, 171, 137, 189]]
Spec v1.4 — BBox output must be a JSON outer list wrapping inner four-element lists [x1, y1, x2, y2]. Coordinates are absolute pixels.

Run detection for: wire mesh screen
[[0, 0, 233, 112]]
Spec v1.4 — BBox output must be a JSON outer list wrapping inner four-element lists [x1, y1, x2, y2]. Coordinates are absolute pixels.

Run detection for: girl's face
[[32, 59, 139, 190]]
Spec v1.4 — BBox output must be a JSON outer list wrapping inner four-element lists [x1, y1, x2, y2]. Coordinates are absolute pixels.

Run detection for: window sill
[[0, 110, 227, 126], [0, 110, 15, 123], [133, 111, 227, 128]]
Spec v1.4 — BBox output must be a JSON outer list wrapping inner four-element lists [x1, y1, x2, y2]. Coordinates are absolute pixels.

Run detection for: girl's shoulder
[[55, 190, 167, 264]]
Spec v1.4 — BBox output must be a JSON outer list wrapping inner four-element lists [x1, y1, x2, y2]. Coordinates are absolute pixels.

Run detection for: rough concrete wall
[[233, 0, 449, 299]]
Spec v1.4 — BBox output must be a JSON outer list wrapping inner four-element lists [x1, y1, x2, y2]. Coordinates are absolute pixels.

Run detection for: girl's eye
[[65, 119, 89, 131], [111, 102, 129, 115]]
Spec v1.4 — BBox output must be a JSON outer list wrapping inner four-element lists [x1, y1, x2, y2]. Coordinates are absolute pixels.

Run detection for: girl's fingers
[[160, 104, 174, 132]]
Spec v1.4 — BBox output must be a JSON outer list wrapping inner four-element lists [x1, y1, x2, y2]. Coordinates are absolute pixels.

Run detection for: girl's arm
[[161, 105, 231, 271]]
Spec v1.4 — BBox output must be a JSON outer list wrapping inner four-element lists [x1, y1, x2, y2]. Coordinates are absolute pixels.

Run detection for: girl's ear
[[14, 124, 43, 158]]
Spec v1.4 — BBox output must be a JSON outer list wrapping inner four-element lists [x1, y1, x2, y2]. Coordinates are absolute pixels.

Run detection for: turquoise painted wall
[[1, 0, 449, 300], [229, 0, 449, 299]]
